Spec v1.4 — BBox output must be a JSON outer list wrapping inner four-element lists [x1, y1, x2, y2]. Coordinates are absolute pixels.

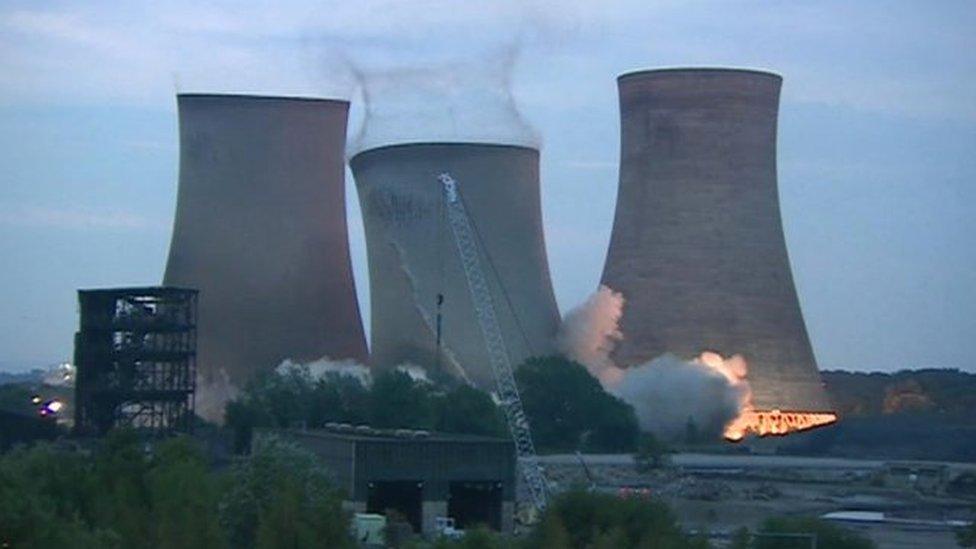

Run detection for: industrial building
[[600, 69, 833, 420], [163, 94, 368, 421], [73, 287, 197, 436], [282, 427, 516, 536], [350, 143, 560, 389]]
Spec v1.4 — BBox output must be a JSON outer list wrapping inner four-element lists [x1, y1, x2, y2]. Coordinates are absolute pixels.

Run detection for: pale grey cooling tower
[[164, 94, 368, 420], [601, 69, 832, 412], [350, 143, 560, 389]]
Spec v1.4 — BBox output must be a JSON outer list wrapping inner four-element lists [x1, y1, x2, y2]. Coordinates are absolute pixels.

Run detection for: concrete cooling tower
[[164, 94, 368, 420], [601, 68, 834, 433], [350, 143, 560, 390]]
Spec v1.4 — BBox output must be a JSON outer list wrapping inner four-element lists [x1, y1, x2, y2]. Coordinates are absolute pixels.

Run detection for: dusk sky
[[0, 1, 973, 373]]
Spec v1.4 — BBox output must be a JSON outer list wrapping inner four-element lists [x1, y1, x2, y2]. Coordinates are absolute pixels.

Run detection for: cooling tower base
[[724, 409, 838, 442]]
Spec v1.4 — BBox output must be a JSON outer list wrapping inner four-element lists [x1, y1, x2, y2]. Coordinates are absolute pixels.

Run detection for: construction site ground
[[531, 453, 976, 548]]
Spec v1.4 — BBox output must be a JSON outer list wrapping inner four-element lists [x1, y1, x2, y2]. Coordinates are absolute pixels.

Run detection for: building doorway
[[367, 481, 423, 532], [448, 481, 502, 531]]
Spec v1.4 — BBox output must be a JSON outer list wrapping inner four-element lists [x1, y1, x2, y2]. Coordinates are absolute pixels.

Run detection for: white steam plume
[[277, 356, 371, 386], [348, 43, 540, 156], [394, 363, 432, 384], [556, 285, 752, 441], [275, 356, 431, 386]]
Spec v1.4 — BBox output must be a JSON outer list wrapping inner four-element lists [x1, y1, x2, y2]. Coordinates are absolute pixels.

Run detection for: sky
[[0, 0, 973, 373]]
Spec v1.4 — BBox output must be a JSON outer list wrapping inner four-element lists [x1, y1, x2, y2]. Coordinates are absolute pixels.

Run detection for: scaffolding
[[73, 287, 197, 436]]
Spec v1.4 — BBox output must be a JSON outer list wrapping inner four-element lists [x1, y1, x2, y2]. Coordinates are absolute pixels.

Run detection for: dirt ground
[[537, 453, 974, 548]]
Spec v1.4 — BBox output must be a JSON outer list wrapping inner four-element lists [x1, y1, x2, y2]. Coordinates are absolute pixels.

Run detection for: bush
[[524, 489, 706, 549]]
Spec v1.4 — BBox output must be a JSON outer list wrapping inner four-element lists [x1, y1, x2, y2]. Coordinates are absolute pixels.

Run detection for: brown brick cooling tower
[[164, 94, 368, 420], [600, 68, 832, 412]]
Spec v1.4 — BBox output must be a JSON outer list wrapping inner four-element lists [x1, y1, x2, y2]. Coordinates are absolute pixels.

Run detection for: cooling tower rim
[[618, 67, 782, 82], [349, 141, 539, 161], [177, 93, 349, 105]]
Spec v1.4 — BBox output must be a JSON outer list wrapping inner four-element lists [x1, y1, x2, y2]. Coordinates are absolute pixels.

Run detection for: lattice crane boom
[[437, 172, 550, 511]]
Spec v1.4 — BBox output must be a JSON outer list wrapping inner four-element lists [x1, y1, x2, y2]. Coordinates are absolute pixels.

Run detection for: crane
[[436, 172, 550, 512]]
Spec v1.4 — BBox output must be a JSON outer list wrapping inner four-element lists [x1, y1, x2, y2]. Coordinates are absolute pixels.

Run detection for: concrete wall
[[351, 143, 560, 389], [164, 95, 368, 420], [601, 68, 831, 411]]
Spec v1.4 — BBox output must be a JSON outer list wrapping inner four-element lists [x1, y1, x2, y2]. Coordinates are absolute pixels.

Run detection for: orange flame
[[724, 409, 837, 441], [694, 351, 837, 441]]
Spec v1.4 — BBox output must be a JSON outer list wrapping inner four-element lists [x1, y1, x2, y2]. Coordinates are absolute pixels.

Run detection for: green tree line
[[226, 356, 641, 454], [1, 430, 880, 549], [0, 431, 350, 548]]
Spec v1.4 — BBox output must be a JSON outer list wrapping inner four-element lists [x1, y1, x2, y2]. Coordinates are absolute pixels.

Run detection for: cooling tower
[[350, 143, 560, 389], [601, 68, 832, 414], [164, 94, 368, 420]]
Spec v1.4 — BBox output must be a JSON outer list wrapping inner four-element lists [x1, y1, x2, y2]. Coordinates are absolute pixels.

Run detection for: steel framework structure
[[74, 287, 197, 436]]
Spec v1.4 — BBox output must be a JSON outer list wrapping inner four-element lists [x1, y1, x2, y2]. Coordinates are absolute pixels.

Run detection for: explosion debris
[[558, 286, 835, 442]]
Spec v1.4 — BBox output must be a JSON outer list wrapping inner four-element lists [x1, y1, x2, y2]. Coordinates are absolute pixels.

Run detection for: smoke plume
[[555, 285, 625, 387], [196, 368, 238, 424], [348, 44, 540, 156], [556, 285, 752, 441]]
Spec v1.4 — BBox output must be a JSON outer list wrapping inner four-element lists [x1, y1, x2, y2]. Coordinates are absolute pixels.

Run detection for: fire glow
[[723, 409, 838, 442], [695, 351, 838, 441]]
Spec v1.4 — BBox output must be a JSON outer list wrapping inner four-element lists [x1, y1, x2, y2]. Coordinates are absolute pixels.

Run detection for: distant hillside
[[823, 369, 976, 419], [0, 369, 44, 386], [782, 369, 976, 461]]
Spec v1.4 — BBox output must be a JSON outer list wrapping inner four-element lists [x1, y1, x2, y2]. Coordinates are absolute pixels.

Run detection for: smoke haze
[[557, 286, 751, 440]]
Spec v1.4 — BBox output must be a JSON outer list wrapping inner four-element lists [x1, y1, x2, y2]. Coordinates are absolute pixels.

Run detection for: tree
[[219, 434, 352, 549], [958, 509, 976, 547], [224, 364, 515, 443], [0, 383, 37, 415], [756, 516, 875, 549], [89, 430, 153, 547], [516, 356, 639, 453], [433, 385, 507, 437], [309, 373, 370, 426], [634, 432, 671, 472], [369, 371, 434, 429], [0, 441, 119, 548], [148, 437, 227, 549]]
